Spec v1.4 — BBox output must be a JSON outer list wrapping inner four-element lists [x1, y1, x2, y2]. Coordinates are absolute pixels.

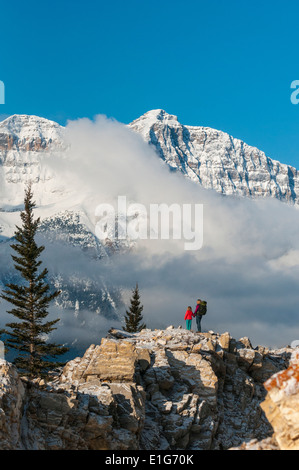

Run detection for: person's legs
[[186, 319, 192, 330], [196, 315, 202, 332]]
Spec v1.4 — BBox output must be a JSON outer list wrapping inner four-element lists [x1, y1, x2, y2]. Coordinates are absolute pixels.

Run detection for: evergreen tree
[[123, 283, 146, 333], [0, 184, 69, 378]]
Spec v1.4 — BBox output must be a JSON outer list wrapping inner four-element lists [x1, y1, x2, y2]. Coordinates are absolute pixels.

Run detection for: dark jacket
[[194, 304, 201, 316]]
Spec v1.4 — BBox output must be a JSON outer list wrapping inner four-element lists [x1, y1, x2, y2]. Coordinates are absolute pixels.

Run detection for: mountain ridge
[[1, 109, 299, 205], [129, 109, 299, 204]]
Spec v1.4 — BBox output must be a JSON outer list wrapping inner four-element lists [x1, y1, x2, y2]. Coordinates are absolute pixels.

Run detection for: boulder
[[83, 339, 138, 382]]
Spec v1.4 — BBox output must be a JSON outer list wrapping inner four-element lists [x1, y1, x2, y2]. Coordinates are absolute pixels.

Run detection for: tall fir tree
[[0, 184, 69, 378], [123, 283, 146, 333]]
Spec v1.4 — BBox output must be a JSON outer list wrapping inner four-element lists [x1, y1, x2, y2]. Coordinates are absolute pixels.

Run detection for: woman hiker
[[194, 299, 202, 332], [184, 306, 195, 331]]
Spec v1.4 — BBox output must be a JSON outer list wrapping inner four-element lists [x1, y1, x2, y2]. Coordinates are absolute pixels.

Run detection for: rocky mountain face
[[261, 350, 299, 450], [129, 109, 299, 204], [0, 114, 65, 205], [0, 327, 297, 450]]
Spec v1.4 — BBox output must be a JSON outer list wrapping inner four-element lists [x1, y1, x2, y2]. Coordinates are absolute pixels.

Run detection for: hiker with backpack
[[184, 306, 195, 331], [194, 298, 207, 332]]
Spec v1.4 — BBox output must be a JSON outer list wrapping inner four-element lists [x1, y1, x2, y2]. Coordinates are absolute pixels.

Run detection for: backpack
[[199, 300, 207, 316]]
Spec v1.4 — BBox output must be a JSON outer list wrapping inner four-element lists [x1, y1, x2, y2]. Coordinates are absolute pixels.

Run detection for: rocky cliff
[[260, 350, 299, 450], [0, 327, 296, 450]]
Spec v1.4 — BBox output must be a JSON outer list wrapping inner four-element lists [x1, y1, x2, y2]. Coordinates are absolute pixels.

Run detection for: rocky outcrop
[[21, 340, 147, 450], [0, 327, 295, 450], [260, 351, 299, 450], [231, 350, 299, 451], [230, 436, 279, 451], [0, 359, 25, 449]]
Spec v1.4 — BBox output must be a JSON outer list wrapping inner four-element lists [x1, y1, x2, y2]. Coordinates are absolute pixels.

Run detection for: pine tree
[[123, 283, 146, 333], [0, 184, 69, 378]]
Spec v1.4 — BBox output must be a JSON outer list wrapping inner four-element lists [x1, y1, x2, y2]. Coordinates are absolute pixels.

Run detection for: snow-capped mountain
[[1, 110, 298, 212], [0, 114, 68, 211], [129, 109, 299, 204]]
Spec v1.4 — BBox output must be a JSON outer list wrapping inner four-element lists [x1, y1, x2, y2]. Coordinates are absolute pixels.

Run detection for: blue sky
[[1, 0, 299, 167]]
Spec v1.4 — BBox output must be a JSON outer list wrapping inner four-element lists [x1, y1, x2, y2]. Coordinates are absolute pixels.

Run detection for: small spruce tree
[[123, 283, 146, 333], [0, 184, 69, 378]]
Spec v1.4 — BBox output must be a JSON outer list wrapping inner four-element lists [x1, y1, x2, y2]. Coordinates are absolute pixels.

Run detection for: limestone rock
[[261, 352, 299, 450], [83, 339, 138, 382], [230, 436, 279, 450], [0, 360, 25, 450], [218, 332, 231, 352], [0, 327, 296, 450]]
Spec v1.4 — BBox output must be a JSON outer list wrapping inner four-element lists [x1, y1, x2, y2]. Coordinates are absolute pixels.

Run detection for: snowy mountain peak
[[129, 110, 299, 204], [143, 109, 178, 122], [0, 114, 64, 140], [130, 109, 179, 135], [0, 114, 66, 205]]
